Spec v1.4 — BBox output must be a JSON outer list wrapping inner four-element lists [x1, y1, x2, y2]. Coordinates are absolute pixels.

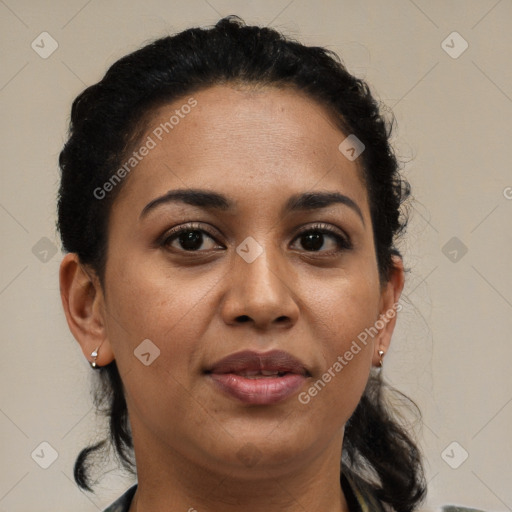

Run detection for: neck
[[127, 425, 349, 512]]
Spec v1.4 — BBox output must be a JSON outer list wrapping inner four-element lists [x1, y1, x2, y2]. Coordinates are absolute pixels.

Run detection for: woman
[[57, 15, 475, 512]]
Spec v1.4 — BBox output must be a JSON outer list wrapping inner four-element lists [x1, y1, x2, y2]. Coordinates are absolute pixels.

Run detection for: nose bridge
[[221, 232, 299, 328], [239, 236, 283, 293]]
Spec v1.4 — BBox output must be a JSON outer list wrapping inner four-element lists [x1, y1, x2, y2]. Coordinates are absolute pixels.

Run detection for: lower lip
[[208, 373, 307, 404]]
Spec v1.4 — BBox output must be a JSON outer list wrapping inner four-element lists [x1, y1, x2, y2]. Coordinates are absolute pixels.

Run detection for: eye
[[160, 223, 223, 252], [160, 222, 352, 255], [291, 223, 352, 254]]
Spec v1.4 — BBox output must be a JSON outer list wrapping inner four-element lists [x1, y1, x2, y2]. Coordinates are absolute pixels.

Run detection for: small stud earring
[[378, 349, 385, 368], [89, 346, 101, 369]]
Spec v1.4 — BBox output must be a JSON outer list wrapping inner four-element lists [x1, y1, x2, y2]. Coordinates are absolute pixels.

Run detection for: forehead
[[114, 84, 369, 218]]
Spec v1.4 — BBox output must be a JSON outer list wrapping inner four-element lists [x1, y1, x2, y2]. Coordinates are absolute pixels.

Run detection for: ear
[[372, 254, 405, 367], [59, 253, 115, 368]]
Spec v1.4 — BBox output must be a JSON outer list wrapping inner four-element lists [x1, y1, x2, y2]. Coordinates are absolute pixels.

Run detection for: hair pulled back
[[58, 16, 425, 511]]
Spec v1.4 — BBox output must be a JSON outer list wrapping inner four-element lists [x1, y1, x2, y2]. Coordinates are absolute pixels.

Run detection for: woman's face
[[90, 85, 400, 475]]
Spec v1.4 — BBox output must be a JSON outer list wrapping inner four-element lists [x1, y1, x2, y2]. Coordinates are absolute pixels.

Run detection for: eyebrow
[[140, 188, 365, 225]]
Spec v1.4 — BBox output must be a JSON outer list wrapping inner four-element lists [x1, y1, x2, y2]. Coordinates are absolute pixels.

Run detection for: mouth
[[225, 370, 291, 378], [204, 349, 311, 404]]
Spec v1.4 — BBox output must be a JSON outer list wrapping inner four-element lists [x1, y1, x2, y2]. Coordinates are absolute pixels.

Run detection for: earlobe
[[59, 253, 115, 368], [373, 254, 405, 367]]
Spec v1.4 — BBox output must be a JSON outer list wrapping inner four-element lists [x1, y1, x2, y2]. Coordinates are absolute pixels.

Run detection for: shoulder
[[102, 484, 137, 512], [99, 481, 487, 512], [342, 472, 488, 512], [441, 507, 488, 512], [341, 471, 386, 511]]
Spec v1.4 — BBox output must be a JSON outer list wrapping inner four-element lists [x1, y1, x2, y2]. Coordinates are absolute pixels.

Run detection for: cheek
[[301, 274, 380, 416], [105, 259, 209, 347], [310, 268, 380, 348], [102, 260, 220, 433], [103, 255, 223, 386]]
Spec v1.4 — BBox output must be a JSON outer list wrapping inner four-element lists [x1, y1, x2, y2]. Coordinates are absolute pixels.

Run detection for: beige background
[[1, 0, 511, 510]]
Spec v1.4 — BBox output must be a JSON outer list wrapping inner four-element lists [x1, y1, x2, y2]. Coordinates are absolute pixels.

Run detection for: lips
[[205, 349, 310, 377], [205, 349, 310, 405]]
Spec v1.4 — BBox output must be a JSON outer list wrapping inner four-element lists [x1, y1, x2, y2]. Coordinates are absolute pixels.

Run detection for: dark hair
[[57, 15, 426, 511]]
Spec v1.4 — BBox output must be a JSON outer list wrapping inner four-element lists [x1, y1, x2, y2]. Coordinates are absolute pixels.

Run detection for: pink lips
[[205, 349, 310, 405]]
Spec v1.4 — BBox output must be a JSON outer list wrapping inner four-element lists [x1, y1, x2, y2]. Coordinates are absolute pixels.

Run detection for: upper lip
[[205, 349, 310, 376]]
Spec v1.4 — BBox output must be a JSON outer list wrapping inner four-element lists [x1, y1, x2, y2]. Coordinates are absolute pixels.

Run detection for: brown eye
[[292, 224, 352, 254], [161, 223, 222, 252]]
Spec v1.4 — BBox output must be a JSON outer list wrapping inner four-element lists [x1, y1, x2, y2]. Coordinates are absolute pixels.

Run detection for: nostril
[[236, 315, 251, 323]]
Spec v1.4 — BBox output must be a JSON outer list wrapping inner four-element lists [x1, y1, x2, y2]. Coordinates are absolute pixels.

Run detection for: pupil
[[180, 230, 202, 251], [303, 233, 323, 251]]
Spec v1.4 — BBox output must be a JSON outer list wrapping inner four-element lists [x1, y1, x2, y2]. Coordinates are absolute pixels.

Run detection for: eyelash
[[160, 222, 352, 255]]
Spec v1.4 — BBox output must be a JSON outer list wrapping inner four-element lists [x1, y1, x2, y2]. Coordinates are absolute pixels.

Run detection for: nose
[[220, 241, 300, 331]]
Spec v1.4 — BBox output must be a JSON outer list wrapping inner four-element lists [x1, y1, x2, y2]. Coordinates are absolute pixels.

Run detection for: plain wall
[[1, 1, 511, 510]]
